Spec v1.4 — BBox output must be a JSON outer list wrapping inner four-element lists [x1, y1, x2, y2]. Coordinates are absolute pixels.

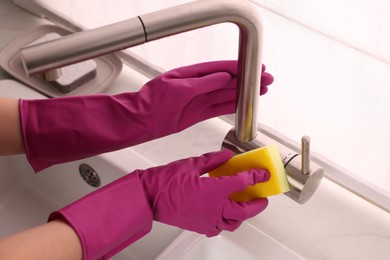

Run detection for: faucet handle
[[301, 135, 311, 175], [283, 135, 324, 204]]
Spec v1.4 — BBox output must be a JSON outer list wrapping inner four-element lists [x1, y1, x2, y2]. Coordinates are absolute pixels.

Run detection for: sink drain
[[79, 163, 101, 187]]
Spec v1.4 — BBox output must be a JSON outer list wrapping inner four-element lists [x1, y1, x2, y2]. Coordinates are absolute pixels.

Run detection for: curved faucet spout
[[20, 0, 263, 143]]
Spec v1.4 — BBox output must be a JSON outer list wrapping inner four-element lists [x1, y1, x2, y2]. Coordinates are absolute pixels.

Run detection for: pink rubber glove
[[139, 149, 270, 236], [20, 60, 274, 172], [49, 150, 269, 259]]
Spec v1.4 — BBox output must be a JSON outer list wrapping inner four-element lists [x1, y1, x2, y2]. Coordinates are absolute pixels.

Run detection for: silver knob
[[301, 135, 311, 175]]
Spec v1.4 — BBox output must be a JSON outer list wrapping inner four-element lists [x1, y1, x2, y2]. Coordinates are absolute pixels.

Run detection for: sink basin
[[156, 221, 304, 260]]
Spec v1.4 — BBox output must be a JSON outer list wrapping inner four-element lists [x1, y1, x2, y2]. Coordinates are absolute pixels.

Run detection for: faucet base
[[222, 128, 324, 204]]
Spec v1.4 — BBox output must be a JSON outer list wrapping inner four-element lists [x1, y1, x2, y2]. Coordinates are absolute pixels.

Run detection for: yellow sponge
[[209, 145, 290, 202]]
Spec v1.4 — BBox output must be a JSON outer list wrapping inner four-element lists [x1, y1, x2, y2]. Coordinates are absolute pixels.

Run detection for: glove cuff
[[49, 172, 153, 260], [19, 93, 146, 173]]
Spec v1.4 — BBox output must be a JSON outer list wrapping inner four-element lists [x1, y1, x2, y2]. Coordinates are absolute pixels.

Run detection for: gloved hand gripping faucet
[[20, 60, 273, 172], [19, 60, 274, 259]]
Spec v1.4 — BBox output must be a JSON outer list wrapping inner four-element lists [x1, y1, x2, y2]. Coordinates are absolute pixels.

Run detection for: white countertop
[[1, 1, 389, 259]]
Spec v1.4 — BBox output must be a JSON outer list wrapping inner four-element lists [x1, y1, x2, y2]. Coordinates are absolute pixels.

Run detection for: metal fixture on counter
[[79, 163, 101, 188], [35, 68, 62, 82], [223, 130, 324, 204], [19, 0, 323, 204]]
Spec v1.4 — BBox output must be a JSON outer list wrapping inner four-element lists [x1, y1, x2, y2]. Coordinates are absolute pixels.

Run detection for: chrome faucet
[[19, 0, 323, 204], [20, 0, 262, 143]]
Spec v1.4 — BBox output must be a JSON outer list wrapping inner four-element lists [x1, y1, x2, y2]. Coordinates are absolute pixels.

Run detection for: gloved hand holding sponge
[[49, 150, 271, 259], [49, 146, 289, 260]]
